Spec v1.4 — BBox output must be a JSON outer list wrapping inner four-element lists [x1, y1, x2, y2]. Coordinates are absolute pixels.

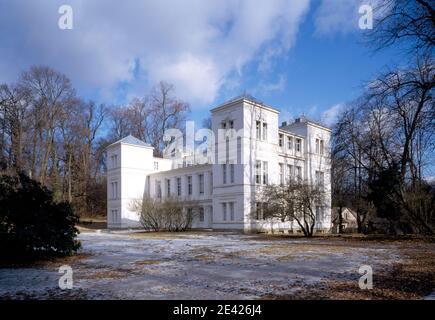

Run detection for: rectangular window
[[316, 139, 320, 154], [262, 122, 267, 141], [111, 181, 118, 199], [199, 207, 204, 222], [111, 154, 118, 168], [154, 161, 159, 170], [320, 140, 324, 155], [287, 136, 293, 150], [222, 203, 227, 221], [156, 181, 162, 199], [199, 174, 204, 194], [230, 164, 235, 183], [187, 176, 192, 195], [229, 120, 234, 129], [229, 202, 234, 221], [315, 171, 325, 188], [209, 172, 213, 194], [279, 163, 284, 185], [166, 179, 171, 196], [295, 138, 301, 152], [279, 134, 283, 147], [287, 165, 293, 182], [256, 202, 263, 220], [111, 209, 119, 224], [262, 161, 268, 185], [256, 121, 261, 139], [255, 160, 261, 184], [222, 122, 226, 129], [295, 166, 302, 180], [222, 164, 227, 184], [316, 206, 323, 224], [177, 177, 181, 196]]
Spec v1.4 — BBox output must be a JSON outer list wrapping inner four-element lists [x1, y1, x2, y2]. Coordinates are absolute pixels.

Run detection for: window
[[229, 202, 235, 221], [279, 134, 283, 147], [154, 161, 159, 170], [111, 154, 118, 168], [111, 209, 119, 224], [229, 120, 234, 129], [156, 181, 162, 199], [255, 160, 261, 184], [222, 164, 227, 184], [316, 206, 324, 224], [295, 166, 302, 180], [187, 208, 193, 218], [166, 179, 171, 196], [111, 181, 118, 199], [199, 207, 204, 222], [187, 176, 192, 195], [287, 136, 293, 150], [295, 138, 301, 152], [315, 171, 325, 188], [279, 163, 284, 185], [177, 177, 181, 196], [210, 172, 213, 194], [222, 122, 227, 129], [256, 121, 261, 139], [262, 122, 267, 140], [315, 139, 325, 155], [222, 203, 227, 221], [287, 164, 293, 182], [230, 164, 235, 183], [256, 202, 263, 220], [199, 174, 204, 194], [262, 161, 268, 185]]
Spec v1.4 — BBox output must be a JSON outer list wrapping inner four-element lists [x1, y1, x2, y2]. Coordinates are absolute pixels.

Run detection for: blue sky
[[0, 0, 404, 127]]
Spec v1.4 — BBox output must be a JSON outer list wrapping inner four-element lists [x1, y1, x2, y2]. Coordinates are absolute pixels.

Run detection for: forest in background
[[0, 75, 190, 217]]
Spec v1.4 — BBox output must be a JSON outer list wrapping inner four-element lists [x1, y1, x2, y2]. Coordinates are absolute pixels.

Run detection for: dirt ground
[[0, 231, 433, 300]]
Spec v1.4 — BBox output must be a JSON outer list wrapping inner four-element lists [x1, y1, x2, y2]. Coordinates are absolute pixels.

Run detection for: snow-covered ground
[[0, 231, 403, 299]]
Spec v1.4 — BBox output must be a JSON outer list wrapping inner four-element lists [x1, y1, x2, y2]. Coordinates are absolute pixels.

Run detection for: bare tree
[[132, 197, 196, 232], [368, 0, 434, 55], [260, 181, 327, 237], [18, 66, 76, 185], [333, 59, 434, 234], [0, 83, 30, 170], [148, 81, 190, 156]]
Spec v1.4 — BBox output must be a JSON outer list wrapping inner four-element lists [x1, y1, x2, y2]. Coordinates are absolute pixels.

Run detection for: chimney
[[295, 115, 306, 123], [281, 121, 287, 127]]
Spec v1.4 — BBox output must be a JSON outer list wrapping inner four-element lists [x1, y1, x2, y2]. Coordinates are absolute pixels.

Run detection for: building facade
[[106, 95, 332, 232]]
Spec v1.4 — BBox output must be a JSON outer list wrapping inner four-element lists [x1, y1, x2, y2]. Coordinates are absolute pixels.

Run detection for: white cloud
[[321, 103, 345, 126], [0, 0, 310, 106]]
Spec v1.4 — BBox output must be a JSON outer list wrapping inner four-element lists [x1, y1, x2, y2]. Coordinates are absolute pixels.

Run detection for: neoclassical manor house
[[106, 95, 332, 232]]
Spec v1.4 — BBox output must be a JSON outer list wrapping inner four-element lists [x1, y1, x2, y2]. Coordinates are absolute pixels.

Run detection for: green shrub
[[0, 172, 80, 259]]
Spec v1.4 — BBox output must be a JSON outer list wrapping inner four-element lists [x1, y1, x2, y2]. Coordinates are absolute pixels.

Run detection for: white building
[[106, 95, 332, 232]]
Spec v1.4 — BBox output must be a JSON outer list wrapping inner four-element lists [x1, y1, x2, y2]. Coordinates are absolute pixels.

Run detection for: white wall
[[107, 97, 333, 232]]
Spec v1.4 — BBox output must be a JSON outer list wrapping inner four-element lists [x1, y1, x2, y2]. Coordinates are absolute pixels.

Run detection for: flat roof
[[211, 94, 280, 114]]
